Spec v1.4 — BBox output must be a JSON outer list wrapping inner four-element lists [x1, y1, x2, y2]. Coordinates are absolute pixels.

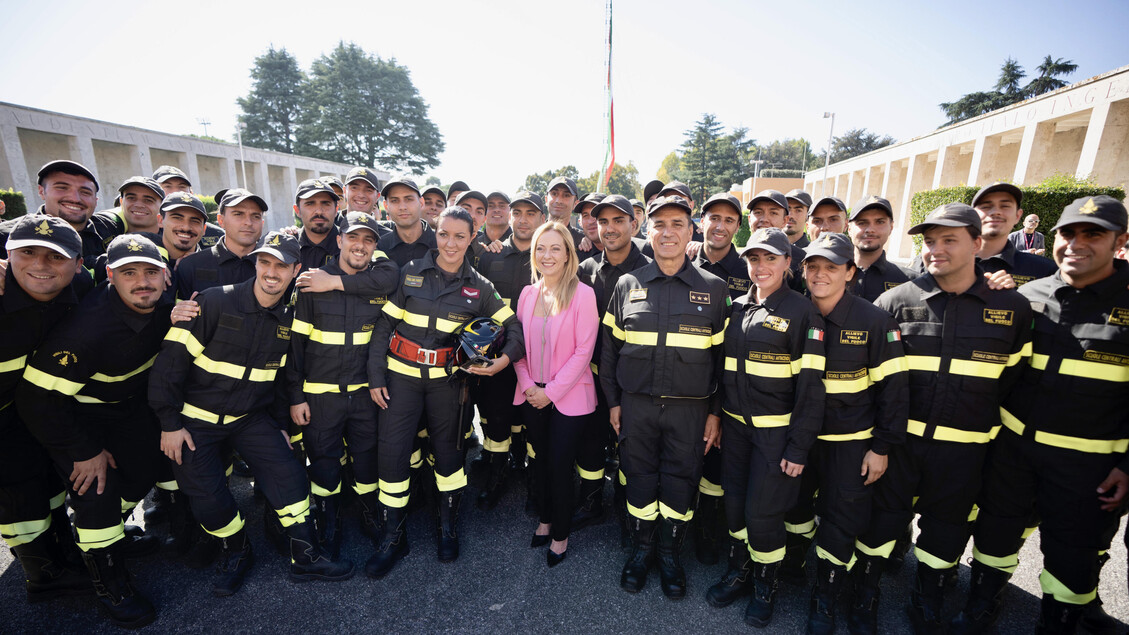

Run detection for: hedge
[[1, 188, 27, 221], [907, 174, 1125, 254], [198, 195, 218, 224]]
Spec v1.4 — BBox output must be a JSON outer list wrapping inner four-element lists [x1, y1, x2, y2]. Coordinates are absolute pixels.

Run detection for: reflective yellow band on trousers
[[855, 539, 896, 559], [483, 436, 511, 453], [786, 519, 815, 535], [1040, 569, 1097, 605], [748, 545, 786, 564], [0, 515, 52, 547], [973, 546, 1018, 573], [724, 409, 790, 428], [1000, 408, 1129, 454], [181, 403, 247, 425], [436, 468, 467, 492], [915, 546, 959, 570], [907, 419, 998, 444], [577, 465, 604, 481], [818, 428, 874, 441], [659, 502, 693, 521], [276, 497, 311, 527], [387, 356, 450, 379], [310, 481, 342, 497], [76, 522, 125, 551], [205, 513, 244, 538], [698, 477, 724, 497], [628, 500, 659, 521]]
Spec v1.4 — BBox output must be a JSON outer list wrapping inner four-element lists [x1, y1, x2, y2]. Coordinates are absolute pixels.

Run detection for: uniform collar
[[299, 224, 339, 250], [423, 249, 475, 282], [599, 242, 645, 272], [736, 283, 792, 312], [639, 256, 696, 285], [106, 283, 158, 333], [865, 250, 893, 272], [232, 277, 288, 317], [916, 269, 992, 303], [695, 243, 740, 274], [978, 240, 1017, 269], [387, 220, 434, 248], [823, 292, 856, 327], [214, 237, 255, 264], [1051, 258, 1129, 301]]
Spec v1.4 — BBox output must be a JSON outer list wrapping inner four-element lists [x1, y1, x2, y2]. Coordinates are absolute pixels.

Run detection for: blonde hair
[[530, 221, 580, 316]]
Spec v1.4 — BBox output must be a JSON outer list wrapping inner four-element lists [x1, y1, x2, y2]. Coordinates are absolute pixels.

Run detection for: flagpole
[[600, 0, 615, 192]]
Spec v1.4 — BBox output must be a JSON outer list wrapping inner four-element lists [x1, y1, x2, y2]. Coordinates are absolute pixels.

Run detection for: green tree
[[297, 42, 443, 171], [521, 165, 579, 195], [1025, 56, 1078, 97], [995, 57, 1027, 98], [578, 162, 642, 199], [756, 138, 817, 172], [714, 127, 756, 194], [680, 114, 725, 204], [656, 151, 682, 184], [236, 46, 305, 154], [424, 175, 441, 186], [812, 128, 897, 165], [939, 55, 1078, 126]]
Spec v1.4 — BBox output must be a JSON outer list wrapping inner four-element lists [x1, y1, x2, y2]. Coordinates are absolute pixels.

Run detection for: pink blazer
[[512, 281, 599, 416]]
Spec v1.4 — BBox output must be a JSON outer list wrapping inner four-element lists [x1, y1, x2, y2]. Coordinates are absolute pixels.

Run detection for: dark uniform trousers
[[305, 391, 378, 497], [576, 384, 616, 483], [787, 439, 873, 567], [620, 393, 708, 522], [0, 409, 66, 548], [475, 368, 519, 454]]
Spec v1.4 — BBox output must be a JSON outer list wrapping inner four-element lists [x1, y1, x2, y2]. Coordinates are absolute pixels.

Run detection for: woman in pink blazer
[[513, 221, 599, 567]]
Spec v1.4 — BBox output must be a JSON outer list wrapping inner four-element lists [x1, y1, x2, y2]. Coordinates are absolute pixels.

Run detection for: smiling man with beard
[[848, 195, 917, 302], [971, 182, 1057, 287], [151, 165, 224, 249], [294, 179, 343, 271]]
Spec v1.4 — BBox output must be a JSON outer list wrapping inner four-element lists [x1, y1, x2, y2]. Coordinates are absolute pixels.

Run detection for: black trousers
[[700, 446, 723, 498], [720, 416, 802, 563], [859, 434, 986, 569], [475, 367, 519, 454], [786, 439, 873, 566], [523, 403, 587, 541], [618, 392, 707, 523], [172, 411, 310, 537], [47, 402, 161, 551], [974, 428, 1123, 605], [304, 390, 378, 497], [0, 408, 67, 548], [377, 373, 466, 509], [575, 384, 611, 483]]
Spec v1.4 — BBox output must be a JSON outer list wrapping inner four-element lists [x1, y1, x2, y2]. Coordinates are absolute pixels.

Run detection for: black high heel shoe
[[531, 533, 550, 548], [547, 548, 567, 568]]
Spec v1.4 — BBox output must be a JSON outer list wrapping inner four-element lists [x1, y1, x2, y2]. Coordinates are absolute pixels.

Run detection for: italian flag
[[599, 1, 615, 190], [887, 330, 902, 343], [807, 327, 824, 341]]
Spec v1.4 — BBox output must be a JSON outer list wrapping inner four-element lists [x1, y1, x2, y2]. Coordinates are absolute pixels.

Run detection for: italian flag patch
[[886, 330, 902, 343], [807, 327, 824, 341]]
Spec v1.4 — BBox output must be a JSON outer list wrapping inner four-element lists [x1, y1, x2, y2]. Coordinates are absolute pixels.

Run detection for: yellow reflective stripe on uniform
[[291, 318, 313, 335], [1000, 408, 1024, 435], [435, 468, 467, 492], [483, 436, 511, 453], [577, 465, 604, 481], [155, 480, 178, 491], [310, 481, 341, 497], [386, 356, 449, 379], [1030, 353, 1049, 370], [949, 358, 1006, 379], [1002, 408, 1129, 453], [302, 381, 368, 394], [74, 394, 115, 404], [180, 403, 246, 425], [193, 354, 243, 379], [749, 545, 786, 564], [724, 357, 737, 372], [798, 353, 825, 372], [915, 546, 958, 570], [90, 355, 157, 382], [247, 366, 280, 382], [729, 527, 748, 541], [659, 502, 694, 521], [1059, 358, 1129, 382], [352, 481, 379, 495], [164, 327, 205, 357], [308, 329, 345, 345], [907, 355, 941, 372], [603, 312, 625, 341], [723, 409, 790, 428], [856, 539, 896, 559], [275, 497, 311, 527], [491, 305, 515, 323], [589, 362, 599, 375], [434, 317, 461, 333], [818, 428, 874, 441], [698, 477, 724, 497], [76, 522, 126, 551], [1007, 341, 1032, 366], [22, 366, 84, 396], [624, 331, 658, 346], [869, 356, 909, 382], [666, 332, 712, 349], [0, 355, 27, 373], [380, 491, 409, 508], [0, 515, 52, 547], [816, 545, 857, 569], [49, 491, 65, 509], [205, 514, 244, 538], [823, 374, 870, 394], [747, 360, 793, 378], [907, 419, 998, 444], [379, 479, 410, 494], [627, 500, 659, 521], [786, 519, 816, 535], [1040, 569, 1097, 605], [714, 320, 728, 345], [973, 546, 1019, 573], [383, 301, 406, 320]]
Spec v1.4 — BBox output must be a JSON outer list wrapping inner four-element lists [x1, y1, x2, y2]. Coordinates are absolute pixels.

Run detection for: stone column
[[1011, 123, 1040, 185], [966, 136, 986, 186], [930, 145, 948, 189], [879, 160, 892, 197], [69, 134, 101, 205], [184, 149, 202, 191], [136, 145, 153, 177], [890, 153, 918, 260], [254, 159, 274, 229], [0, 123, 31, 202], [1074, 103, 1110, 180], [225, 157, 240, 189]]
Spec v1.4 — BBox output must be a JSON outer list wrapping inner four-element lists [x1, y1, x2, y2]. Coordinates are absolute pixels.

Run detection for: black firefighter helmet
[[446, 317, 506, 376]]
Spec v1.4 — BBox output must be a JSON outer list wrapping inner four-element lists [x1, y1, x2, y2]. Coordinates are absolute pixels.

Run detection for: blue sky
[[1, 0, 1126, 194]]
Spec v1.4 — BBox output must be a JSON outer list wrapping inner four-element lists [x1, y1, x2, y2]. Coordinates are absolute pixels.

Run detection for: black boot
[[657, 517, 688, 599], [263, 500, 289, 556], [364, 505, 409, 578], [212, 528, 253, 597], [1037, 595, 1085, 634], [886, 523, 912, 573], [287, 519, 354, 582], [49, 504, 84, 571], [847, 554, 884, 635], [614, 480, 630, 551], [570, 478, 605, 531], [692, 495, 722, 565], [11, 531, 91, 602], [142, 488, 168, 524], [82, 545, 156, 629], [523, 457, 538, 517], [620, 517, 657, 593], [1079, 551, 1119, 635], [182, 524, 221, 569], [745, 561, 781, 628], [907, 564, 948, 635], [476, 452, 509, 511], [706, 537, 752, 608], [162, 490, 194, 555], [950, 560, 1012, 634], [312, 494, 342, 560], [807, 558, 848, 635], [509, 432, 527, 473], [117, 517, 161, 560], [780, 530, 814, 585], [437, 490, 462, 563], [357, 492, 382, 545]]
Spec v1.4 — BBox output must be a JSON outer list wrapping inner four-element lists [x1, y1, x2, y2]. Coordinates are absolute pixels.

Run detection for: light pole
[[236, 119, 248, 189], [749, 159, 765, 197], [821, 112, 835, 198]]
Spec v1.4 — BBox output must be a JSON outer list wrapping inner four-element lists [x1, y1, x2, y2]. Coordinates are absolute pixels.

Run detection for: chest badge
[[628, 288, 647, 302], [763, 315, 790, 332], [982, 309, 1014, 326], [404, 275, 424, 288], [1109, 307, 1129, 327]]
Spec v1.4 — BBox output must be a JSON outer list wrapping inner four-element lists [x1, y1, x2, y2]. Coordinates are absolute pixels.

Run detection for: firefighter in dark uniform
[[852, 203, 1032, 634], [472, 192, 543, 511], [602, 195, 728, 600], [150, 165, 225, 248], [365, 207, 523, 577], [91, 176, 165, 242], [0, 216, 90, 604], [150, 231, 353, 597], [785, 190, 812, 249], [294, 179, 343, 271], [747, 190, 808, 292], [174, 188, 266, 300], [287, 212, 398, 558], [791, 233, 909, 635], [971, 182, 1058, 286], [574, 193, 607, 262], [848, 195, 917, 302], [689, 192, 752, 565], [955, 196, 1129, 634], [574, 195, 652, 543], [17, 234, 172, 628], [703, 228, 825, 627]]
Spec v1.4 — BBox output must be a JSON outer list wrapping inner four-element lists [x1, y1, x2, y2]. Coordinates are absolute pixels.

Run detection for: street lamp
[[236, 119, 248, 189], [821, 112, 835, 198]]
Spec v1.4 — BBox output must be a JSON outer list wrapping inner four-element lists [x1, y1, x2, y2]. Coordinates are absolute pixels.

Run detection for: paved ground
[[3, 439, 1127, 634]]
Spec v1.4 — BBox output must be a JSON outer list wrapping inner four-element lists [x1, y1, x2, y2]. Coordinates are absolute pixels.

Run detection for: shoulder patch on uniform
[[886, 330, 902, 343], [276, 325, 291, 340], [983, 309, 1014, 326], [1108, 307, 1129, 327], [807, 327, 824, 341], [53, 351, 77, 367], [884, 281, 903, 291], [462, 287, 480, 299], [839, 330, 868, 345], [1012, 275, 1034, 287], [628, 288, 647, 302], [689, 291, 711, 304], [763, 315, 790, 332], [404, 274, 424, 288]]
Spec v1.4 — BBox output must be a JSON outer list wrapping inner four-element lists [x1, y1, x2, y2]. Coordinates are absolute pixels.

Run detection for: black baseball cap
[[250, 231, 301, 264], [345, 167, 380, 190], [547, 177, 578, 198], [592, 195, 634, 219], [629, 199, 644, 211], [850, 195, 892, 221], [218, 188, 268, 213], [510, 191, 546, 214], [908, 203, 982, 235], [643, 179, 664, 202], [659, 181, 692, 201], [971, 182, 1023, 209], [159, 192, 208, 218], [342, 211, 383, 238], [702, 193, 743, 217], [572, 193, 607, 215], [746, 190, 789, 211], [106, 234, 166, 270], [810, 196, 848, 216], [455, 190, 488, 208], [37, 160, 99, 192], [447, 181, 470, 197], [646, 195, 693, 218], [486, 191, 511, 205], [1051, 195, 1128, 233], [5, 215, 82, 259], [421, 186, 446, 200], [152, 165, 190, 186], [739, 228, 791, 258], [321, 175, 344, 190], [802, 232, 855, 266], [381, 176, 421, 198], [785, 189, 813, 208], [295, 178, 340, 204], [118, 176, 165, 201]]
